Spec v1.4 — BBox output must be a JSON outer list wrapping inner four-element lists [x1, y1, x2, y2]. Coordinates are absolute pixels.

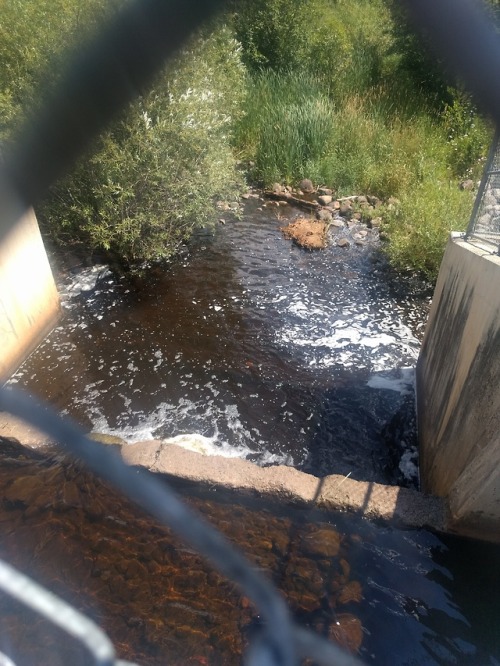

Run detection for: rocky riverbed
[[0, 437, 365, 665]]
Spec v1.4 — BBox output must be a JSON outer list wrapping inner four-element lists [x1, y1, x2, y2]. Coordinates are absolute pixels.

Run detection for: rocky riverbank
[[237, 178, 398, 251]]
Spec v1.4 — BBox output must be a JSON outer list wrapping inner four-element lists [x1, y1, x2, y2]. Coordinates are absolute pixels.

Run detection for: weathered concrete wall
[[0, 207, 60, 381], [417, 233, 500, 539]]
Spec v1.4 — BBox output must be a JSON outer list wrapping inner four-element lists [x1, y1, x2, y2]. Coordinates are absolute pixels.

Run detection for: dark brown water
[[7, 199, 498, 664], [0, 441, 498, 665], [11, 199, 431, 485]]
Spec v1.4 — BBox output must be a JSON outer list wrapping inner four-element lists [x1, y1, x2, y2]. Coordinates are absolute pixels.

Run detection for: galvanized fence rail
[[0, 0, 499, 663]]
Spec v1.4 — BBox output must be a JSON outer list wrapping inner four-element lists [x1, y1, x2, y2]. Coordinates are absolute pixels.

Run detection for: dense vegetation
[[232, 0, 492, 278], [0, 0, 493, 277], [0, 1, 246, 262]]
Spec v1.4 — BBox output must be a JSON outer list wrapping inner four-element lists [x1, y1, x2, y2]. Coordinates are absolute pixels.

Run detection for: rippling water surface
[[0, 443, 498, 666], [4, 200, 500, 664], [11, 199, 430, 482]]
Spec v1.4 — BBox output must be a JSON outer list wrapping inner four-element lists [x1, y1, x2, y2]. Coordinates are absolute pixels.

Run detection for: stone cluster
[[0, 438, 364, 665], [260, 180, 400, 250]]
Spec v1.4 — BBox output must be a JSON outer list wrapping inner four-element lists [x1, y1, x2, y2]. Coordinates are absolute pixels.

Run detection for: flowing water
[[10, 198, 431, 484], [3, 198, 500, 664], [0, 441, 498, 666]]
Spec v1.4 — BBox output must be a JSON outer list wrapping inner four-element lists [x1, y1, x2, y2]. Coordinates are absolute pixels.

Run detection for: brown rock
[[316, 208, 333, 223], [338, 580, 363, 604], [301, 526, 341, 557], [337, 238, 350, 248], [318, 195, 333, 206], [299, 178, 315, 193], [328, 613, 364, 653]]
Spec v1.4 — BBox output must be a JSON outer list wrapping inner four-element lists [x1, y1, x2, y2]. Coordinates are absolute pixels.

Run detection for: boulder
[[299, 178, 315, 193]]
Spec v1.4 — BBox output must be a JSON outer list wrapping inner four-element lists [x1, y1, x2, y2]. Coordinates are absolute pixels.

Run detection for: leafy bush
[[0, 1, 246, 262], [41, 26, 246, 261], [382, 182, 474, 279]]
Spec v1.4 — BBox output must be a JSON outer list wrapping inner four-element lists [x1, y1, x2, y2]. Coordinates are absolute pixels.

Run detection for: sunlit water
[[4, 201, 499, 664], [11, 199, 431, 483], [0, 445, 498, 666]]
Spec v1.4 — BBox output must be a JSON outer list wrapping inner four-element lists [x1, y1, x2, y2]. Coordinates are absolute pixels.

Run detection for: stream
[[11, 197, 431, 485], [3, 197, 500, 664]]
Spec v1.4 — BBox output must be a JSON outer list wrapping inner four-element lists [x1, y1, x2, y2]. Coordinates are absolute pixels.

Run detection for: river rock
[[331, 218, 345, 228], [89, 432, 126, 448], [337, 238, 350, 248], [272, 182, 283, 194], [318, 187, 333, 196], [300, 525, 341, 557], [318, 195, 333, 206], [337, 580, 363, 604], [328, 613, 364, 653], [316, 208, 333, 223], [299, 178, 315, 193], [339, 202, 352, 216]]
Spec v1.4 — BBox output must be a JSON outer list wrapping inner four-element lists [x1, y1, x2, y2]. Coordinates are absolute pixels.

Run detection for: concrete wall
[[417, 233, 500, 540], [0, 207, 60, 381]]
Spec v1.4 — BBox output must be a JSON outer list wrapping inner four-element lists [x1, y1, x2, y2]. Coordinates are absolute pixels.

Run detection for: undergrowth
[[233, 0, 492, 280]]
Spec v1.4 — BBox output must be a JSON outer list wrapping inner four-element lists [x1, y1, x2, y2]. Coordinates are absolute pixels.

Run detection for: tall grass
[[233, 0, 492, 279]]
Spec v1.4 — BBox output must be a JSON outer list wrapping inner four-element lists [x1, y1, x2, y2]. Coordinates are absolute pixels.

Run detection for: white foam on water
[[160, 433, 253, 459], [399, 450, 419, 483], [367, 367, 415, 395], [59, 265, 111, 303]]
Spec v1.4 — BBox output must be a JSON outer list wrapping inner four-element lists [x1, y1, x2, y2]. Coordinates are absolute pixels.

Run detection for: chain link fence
[[0, 0, 499, 663], [466, 129, 500, 251]]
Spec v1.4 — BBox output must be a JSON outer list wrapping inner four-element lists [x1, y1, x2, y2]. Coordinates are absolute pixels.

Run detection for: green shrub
[[442, 92, 492, 179], [41, 26, 246, 261], [0, 1, 246, 262], [382, 181, 475, 279]]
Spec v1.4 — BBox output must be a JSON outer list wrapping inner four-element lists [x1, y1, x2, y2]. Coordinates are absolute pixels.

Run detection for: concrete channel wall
[[417, 233, 500, 541], [0, 207, 60, 381]]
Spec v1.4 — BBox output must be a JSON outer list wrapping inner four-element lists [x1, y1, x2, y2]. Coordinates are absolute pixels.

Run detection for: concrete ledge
[[417, 233, 500, 542], [122, 440, 446, 533]]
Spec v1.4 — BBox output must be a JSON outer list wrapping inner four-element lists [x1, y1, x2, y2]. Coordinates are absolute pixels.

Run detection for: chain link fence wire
[[466, 129, 500, 251], [0, 387, 365, 666], [0, 0, 499, 663]]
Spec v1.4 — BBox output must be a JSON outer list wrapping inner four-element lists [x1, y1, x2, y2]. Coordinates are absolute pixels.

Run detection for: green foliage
[[382, 183, 474, 279], [236, 71, 336, 184], [0, 0, 107, 138], [234, 0, 492, 279], [0, 1, 246, 262], [41, 26, 246, 261], [232, 0, 393, 97], [442, 92, 491, 179]]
